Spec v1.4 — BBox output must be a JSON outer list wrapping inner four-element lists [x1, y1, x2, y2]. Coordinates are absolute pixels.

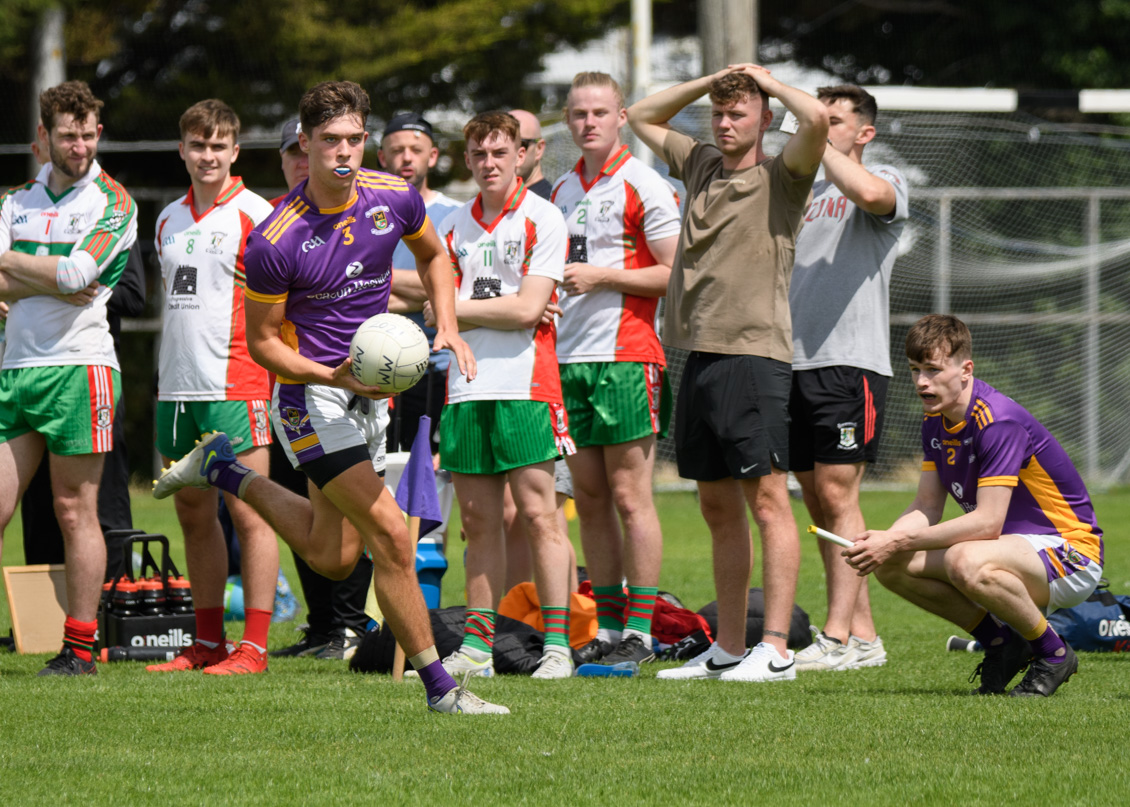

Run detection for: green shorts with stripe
[[0, 365, 120, 456], [156, 399, 272, 461], [560, 361, 671, 448], [440, 399, 569, 475]]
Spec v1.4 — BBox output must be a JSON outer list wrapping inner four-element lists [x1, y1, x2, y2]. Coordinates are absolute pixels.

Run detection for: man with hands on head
[[844, 314, 1103, 698], [629, 63, 827, 683], [153, 81, 507, 715]]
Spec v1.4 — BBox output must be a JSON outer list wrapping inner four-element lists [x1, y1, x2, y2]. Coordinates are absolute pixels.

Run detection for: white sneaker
[[405, 646, 493, 679], [719, 642, 796, 682], [427, 682, 510, 715], [656, 642, 746, 680], [846, 635, 887, 669], [531, 647, 574, 679], [152, 431, 235, 500], [794, 631, 855, 672], [442, 647, 494, 678]]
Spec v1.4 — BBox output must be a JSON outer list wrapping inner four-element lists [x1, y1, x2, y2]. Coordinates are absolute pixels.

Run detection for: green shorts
[[156, 399, 272, 461], [440, 399, 565, 475], [0, 365, 120, 456], [560, 361, 671, 448]]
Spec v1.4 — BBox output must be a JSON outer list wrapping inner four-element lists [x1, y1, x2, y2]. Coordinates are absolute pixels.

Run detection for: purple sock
[[970, 612, 1013, 649], [1029, 624, 1068, 664], [418, 658, 458, 701], [207, 460, 255, 498]]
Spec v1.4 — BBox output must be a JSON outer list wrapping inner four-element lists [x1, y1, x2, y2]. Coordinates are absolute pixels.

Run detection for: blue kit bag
[[1048, 582, 1130, 652]]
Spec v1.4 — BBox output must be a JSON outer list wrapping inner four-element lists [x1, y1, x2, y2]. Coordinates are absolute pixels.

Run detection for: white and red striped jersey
[[550, 146, 680, 365], [441, 180, 567, 404], [155, 178, 274, 401]]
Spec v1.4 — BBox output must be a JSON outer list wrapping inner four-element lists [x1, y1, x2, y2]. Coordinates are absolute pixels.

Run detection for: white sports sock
[[596, 628, 622, 645]]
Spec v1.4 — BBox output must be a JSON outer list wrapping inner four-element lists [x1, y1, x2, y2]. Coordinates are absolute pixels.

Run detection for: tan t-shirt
[[660, 130, 814, 361]]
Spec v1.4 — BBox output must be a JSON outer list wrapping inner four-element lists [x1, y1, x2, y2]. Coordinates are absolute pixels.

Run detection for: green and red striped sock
[[593, 585, 627, 633], [62, 615, 97, 663], [541, 605, 570, 651], [462, 608, 497, 654], [624, 586, 659, 637]]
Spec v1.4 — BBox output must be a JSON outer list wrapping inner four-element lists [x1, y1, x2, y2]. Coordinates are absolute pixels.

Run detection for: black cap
[[382, 112, 434, 141], [279, 118, 302, 153]]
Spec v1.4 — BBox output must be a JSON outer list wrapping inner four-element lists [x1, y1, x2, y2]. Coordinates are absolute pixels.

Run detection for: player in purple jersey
[[153, 81, 507, 714], [844, 315, 1104, 697]]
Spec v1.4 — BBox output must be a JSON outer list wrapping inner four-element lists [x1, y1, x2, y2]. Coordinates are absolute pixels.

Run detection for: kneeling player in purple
[[153, 81, 506, 715], [845, 315, 1103, 697]]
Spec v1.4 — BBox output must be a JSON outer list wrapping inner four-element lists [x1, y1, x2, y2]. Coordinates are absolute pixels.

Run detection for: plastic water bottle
[[166, 576, 193, 614], [575, 661, 640, 678]]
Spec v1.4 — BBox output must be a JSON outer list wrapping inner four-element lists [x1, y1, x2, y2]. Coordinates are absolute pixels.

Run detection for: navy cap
[[382, 112, 434, 141], [279, 118, 302, 152]]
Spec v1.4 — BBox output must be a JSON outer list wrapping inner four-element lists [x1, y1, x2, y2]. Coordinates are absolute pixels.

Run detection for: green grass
[[2, 489, 1128, 805]]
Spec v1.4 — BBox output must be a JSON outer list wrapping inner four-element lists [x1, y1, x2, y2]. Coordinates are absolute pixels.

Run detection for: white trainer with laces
[[406, 646, 494, 679], [655, 642, 746, 680], [719, 641, 796, 682], [428, 677, 510, 715], [794, 631, 855, 672], [531, 647, 574, 679], [152, 431, 235, 500], [846, 635, 887, 669]]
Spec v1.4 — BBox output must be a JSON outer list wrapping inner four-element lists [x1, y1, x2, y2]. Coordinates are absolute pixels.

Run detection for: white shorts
[[1019, 533, 1103, 612], [271, 382, 389, 474]]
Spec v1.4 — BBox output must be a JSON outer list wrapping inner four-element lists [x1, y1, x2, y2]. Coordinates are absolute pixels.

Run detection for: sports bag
[[1048, 582, 1130, 652]]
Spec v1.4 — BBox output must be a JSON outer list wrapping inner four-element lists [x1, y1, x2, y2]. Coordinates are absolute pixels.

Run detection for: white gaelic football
[[349, 313, 430, 393]]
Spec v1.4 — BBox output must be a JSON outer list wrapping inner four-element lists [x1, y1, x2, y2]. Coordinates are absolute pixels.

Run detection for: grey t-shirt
[[789, 164, 908, 376]]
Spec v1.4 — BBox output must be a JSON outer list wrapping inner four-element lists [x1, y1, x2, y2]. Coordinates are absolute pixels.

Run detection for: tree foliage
[[756, 0, 1130, 89], [0, 0, 626, 142]]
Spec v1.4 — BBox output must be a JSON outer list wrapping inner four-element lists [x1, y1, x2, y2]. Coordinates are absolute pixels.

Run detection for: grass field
[[2, 488, 1127, 805]]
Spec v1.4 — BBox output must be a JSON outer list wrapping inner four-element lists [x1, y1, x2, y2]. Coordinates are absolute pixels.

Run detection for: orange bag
[[497, 582, 596, 649]]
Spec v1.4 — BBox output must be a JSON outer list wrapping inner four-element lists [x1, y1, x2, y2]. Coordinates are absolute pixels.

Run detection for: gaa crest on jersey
[[365, 205, 393, 236], [503, 240, 522, 266], [281, 407, 311, 433], [837, 422, 858, 450], [206, 231, 227, 254], [64, 213, 85, 234], [597, 201, 614, 222], [95, 405, 113, 429]]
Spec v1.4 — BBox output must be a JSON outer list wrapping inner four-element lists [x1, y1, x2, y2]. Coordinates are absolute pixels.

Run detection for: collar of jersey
[[572, 144, 631, 192], [183, 177, 245, 223], [36, 158, 100, 201], [471, 178, 526, 233]]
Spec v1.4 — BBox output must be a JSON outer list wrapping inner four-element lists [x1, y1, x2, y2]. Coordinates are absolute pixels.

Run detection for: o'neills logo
[[1098, 618, 1130, 637], [130, 628, 194, 648]]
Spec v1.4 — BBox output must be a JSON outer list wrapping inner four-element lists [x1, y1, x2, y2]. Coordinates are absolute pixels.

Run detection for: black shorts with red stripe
[[788, 366, 889, 472]]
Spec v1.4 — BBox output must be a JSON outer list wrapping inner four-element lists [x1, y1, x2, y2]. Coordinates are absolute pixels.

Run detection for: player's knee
[[943, 546, 990, 594], [367, 532, 414, 574]]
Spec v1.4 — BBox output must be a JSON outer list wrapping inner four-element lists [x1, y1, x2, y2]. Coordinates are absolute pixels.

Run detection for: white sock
[[596, 627, 622, 645], [714, 645, 746, 665], [458, 644, 491, 662]]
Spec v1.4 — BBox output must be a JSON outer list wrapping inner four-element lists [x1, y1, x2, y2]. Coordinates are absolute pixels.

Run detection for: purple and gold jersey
[[921, 378, 1103, 565], [243, 169, 428, 378]]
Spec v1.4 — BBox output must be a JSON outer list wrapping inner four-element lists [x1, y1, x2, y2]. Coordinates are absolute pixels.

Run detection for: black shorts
[[788, 366, 889, 472], [674, 352, 791, 481]]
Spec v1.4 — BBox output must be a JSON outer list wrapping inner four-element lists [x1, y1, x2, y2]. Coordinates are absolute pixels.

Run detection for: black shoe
[[1009, 645, 1078, 697], [599, 633, 655, 666], [314, 628, 362, 660], [970, 628, 1031, 694], [37, 646, 97, 677], [269, 627, 334, 658], [573, 637, 613, 665]]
